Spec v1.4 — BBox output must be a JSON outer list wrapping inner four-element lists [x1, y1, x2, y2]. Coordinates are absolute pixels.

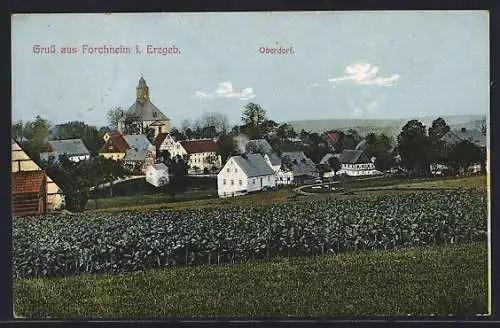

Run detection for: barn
[[12, 170, 47, 217]]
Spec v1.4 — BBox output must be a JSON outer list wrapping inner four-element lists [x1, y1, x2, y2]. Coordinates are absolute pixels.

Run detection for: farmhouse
[[281, 151, 320, 184], [145, 163, 169, 187], [178, 139, 221, 174], [439, 127, 487, 174], [11, 139, 64, 211], [336, 150, 381, 177], [217, 153, 276, 198], [118, 77, 171, 137], [441, 128, 486, 148], [40, 139, 90, 163], [98, 133, 129, 160]]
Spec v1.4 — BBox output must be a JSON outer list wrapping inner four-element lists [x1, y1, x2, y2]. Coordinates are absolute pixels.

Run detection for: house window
[[227, 168, 230, 173], [231, 180, 234, 185], [268, 176, 270, 181], [253, 179, 256, 184], [239, 180, 242, 186], [235, 168, 238, 173], [223, 179, 226, 185]]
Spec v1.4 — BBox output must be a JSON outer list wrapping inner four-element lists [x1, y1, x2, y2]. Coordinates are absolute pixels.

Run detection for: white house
[[263, 152, 294, 186], [217, 153, 276, 198], [155, 133, 177, 155], [337, 150, 381, 176], [145, 163, 170, 187], [181, 139, 222, 174], [40, 139, 90, 163]]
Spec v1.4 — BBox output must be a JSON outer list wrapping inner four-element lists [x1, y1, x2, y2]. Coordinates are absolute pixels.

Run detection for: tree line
[[12, 103, 486, 212]]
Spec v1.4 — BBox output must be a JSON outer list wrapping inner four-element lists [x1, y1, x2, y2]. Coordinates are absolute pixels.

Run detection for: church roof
[[128, 77, 170, 121], [128, 101, 170, 121]]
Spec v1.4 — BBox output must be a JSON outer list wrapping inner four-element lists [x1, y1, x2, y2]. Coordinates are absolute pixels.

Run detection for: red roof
[[12, 171, 46, 194], [99, 134, 130, 153], [180, 139, 217, 154], [155, 133, 169, 149]]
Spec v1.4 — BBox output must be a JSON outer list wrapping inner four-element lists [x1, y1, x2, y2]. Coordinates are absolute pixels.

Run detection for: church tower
[[136, 77, 150, 104]]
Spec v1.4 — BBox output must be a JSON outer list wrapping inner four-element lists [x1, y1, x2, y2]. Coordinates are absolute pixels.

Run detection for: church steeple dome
[[136, 76, 149, 103]]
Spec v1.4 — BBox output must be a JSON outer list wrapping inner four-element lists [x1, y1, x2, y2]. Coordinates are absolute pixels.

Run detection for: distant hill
[[287, 114, 486, 138]]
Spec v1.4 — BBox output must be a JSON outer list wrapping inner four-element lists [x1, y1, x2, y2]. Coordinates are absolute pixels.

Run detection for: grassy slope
[[14, 243, 488, 318], [85, 188, 300, 213], [85, 175, 486, 213], [356, 175, 486, 191]]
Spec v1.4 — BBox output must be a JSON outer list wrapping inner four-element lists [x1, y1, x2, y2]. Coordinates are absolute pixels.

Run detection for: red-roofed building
[[12, 170, 47, 217], [98, 133, 130, 160], [162, 138, 221, 174]]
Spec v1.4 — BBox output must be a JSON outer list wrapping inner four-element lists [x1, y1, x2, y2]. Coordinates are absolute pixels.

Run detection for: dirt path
[[89, 175, 145, 191]]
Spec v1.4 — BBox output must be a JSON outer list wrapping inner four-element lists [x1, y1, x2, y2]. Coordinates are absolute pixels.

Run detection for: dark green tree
[[241, 103, 269, 139], [52, 121, 103, 156], [216, 133, 237, 164], [327, 156, 341, 176], [166, 155, 189, 200], [373, 152, 396, 173], [13, 116, 51, 162], [445, 140, 486, 176], [365, 133, 393, 158], [428, 117, 450, 140], [396, 120, 432, 177]]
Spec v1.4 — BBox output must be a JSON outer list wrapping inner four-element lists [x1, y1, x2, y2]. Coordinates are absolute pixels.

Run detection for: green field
[[85, 187, 299, 213], [86, 175, 486, 213], [14, 175, 489, 318], [14, 243, 488, 318]]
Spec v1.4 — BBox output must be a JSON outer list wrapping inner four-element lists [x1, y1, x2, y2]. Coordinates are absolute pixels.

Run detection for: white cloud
[[329, 62, 400, 87], [194, 81, 256, 100]]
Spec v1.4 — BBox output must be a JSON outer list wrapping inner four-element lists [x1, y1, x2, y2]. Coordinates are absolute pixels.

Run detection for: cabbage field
[[13, 189, 487, 279]]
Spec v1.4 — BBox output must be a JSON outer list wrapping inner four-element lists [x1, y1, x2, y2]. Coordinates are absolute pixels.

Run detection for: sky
[[11, 11, 489, 128]]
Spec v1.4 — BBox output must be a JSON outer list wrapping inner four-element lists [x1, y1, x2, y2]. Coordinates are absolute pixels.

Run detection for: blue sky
[[12, 11, 489, 128]]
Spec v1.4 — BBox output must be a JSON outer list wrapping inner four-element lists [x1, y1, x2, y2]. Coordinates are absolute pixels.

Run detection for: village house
[[164, 138, 221, 174], [11, 139, 64, 212], [154, 132, 176, 157], [439, 127, 487, 174], [217, 153, 276, 198], [122, 134, 156, 174], [98, 133, 130, 160], [336, 150, 381, 176], [98, 133, 156, 173], [441, 127, 486, 148], [40, 139, 90, 163], [281, 151, 320, 184], [145, 163, 170, 187], [118, 77, 171, 137]]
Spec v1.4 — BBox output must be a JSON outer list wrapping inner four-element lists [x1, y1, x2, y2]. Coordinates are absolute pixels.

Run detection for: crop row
[[13, 189, 487, 279]]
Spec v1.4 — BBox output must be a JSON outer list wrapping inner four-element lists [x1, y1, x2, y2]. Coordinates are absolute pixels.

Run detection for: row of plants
[[13, 189, 487, 279]]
